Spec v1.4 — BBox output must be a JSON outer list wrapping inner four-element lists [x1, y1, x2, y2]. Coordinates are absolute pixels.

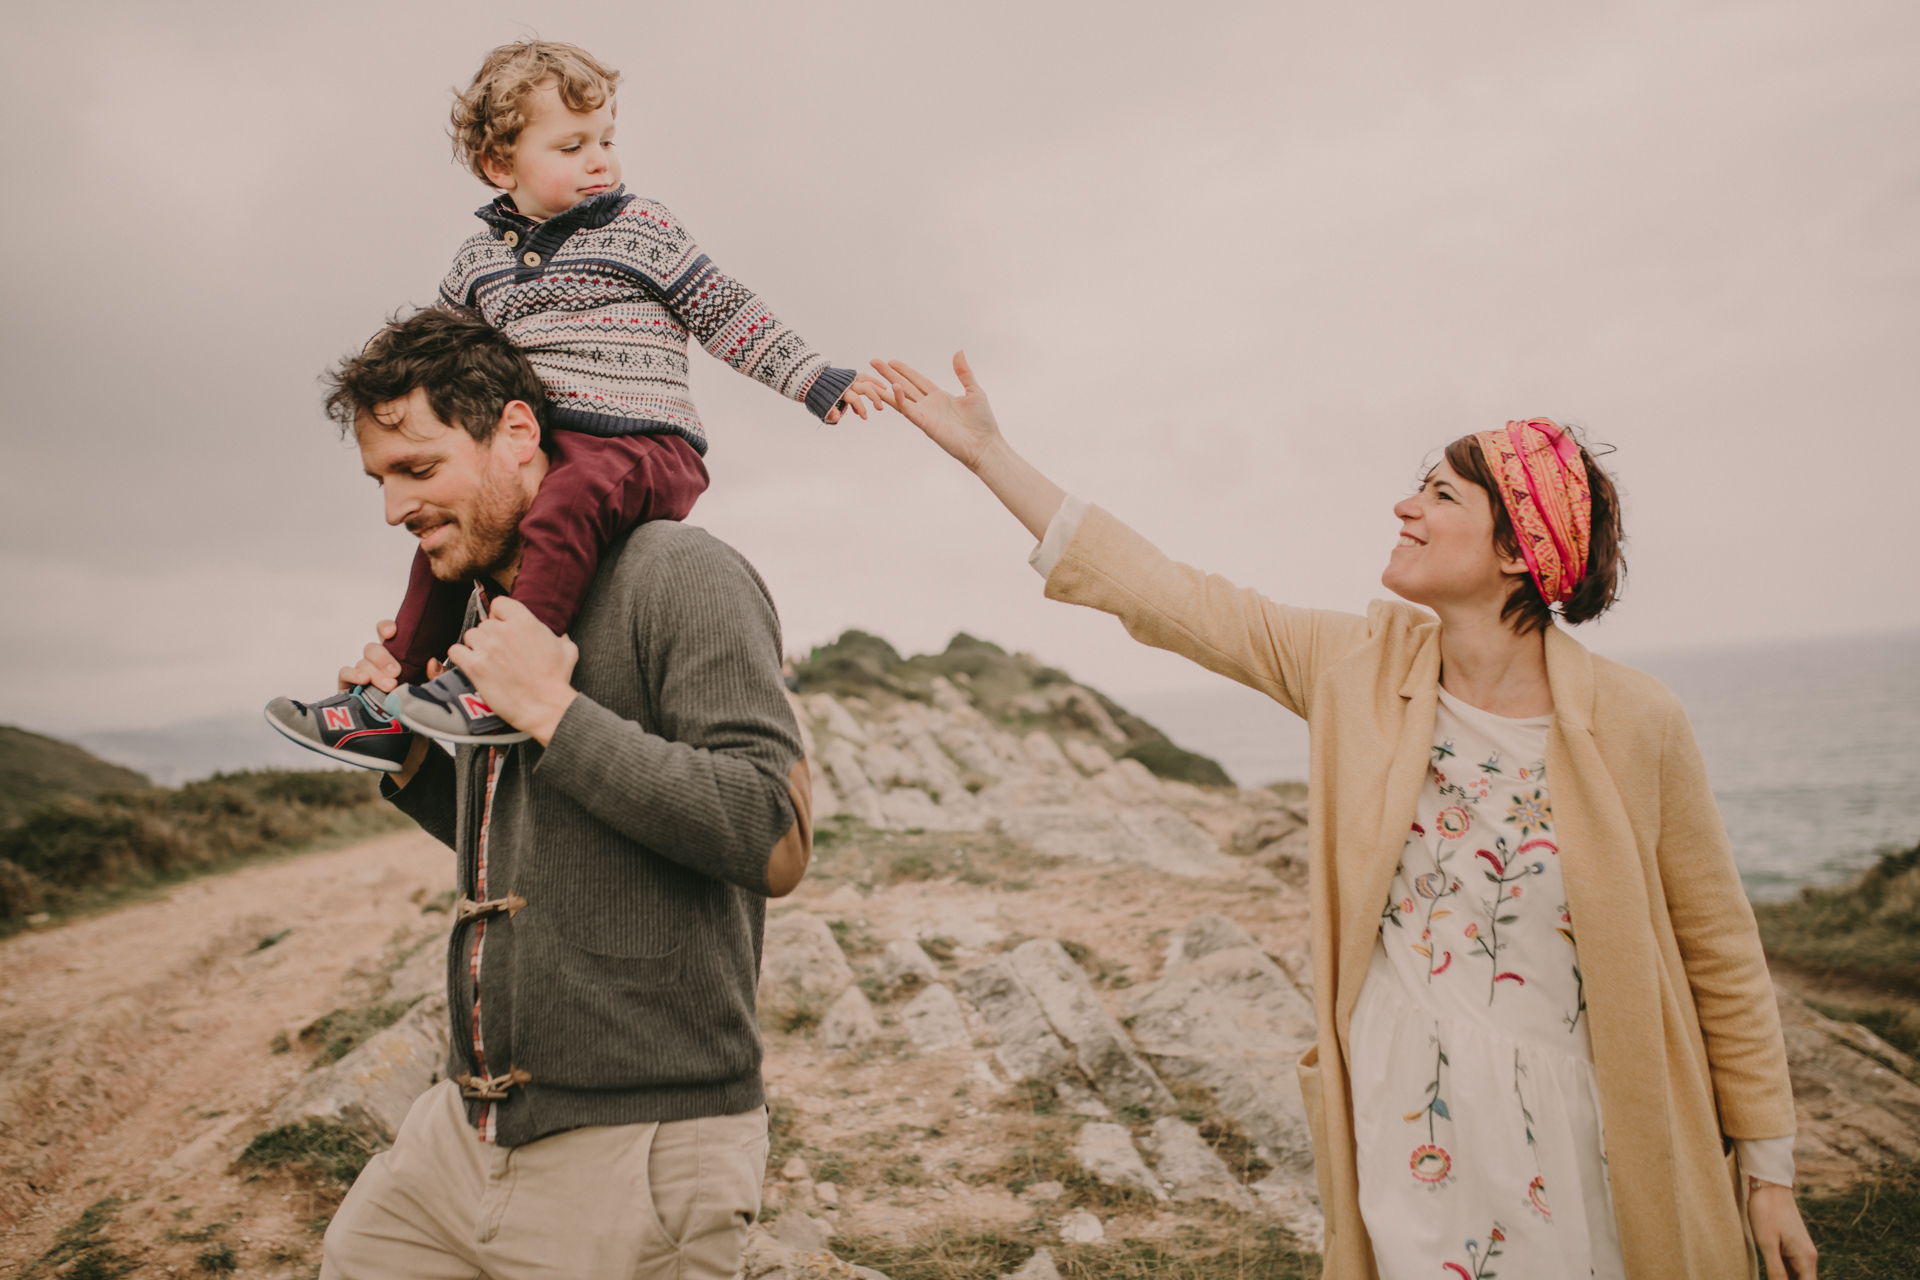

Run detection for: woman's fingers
[[882, 358, 943, 397], [952, 350, 979, 394]]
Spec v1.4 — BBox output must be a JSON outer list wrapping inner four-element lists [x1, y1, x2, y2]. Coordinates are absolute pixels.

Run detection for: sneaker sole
[[261, 706, 409, 772], [392, 704, 534, 746]]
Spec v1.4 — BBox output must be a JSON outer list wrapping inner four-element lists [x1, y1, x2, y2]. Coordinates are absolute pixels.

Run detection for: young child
[[266, 39, 880, 769]]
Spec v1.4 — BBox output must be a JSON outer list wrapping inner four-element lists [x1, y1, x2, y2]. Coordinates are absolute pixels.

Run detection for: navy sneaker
[[263, 683, 415, 771], [385, 666, 532, 745]]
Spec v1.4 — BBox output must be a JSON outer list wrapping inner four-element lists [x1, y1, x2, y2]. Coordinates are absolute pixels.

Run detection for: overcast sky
[[1, 0, 1915, 736]]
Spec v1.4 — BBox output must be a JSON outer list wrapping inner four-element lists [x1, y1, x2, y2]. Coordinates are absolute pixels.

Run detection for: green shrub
[[1121, 740, 1234, 788], [238, 1119, 376, 1187], [0, 769, 408, 924], [1756, 841, 1920, 991]]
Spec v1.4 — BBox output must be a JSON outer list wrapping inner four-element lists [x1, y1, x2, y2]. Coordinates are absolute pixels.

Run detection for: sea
[[1128, 628, 1920, 902]]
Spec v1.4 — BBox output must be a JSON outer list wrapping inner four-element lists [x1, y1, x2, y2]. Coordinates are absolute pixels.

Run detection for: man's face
[[356, 388, 534, 584]]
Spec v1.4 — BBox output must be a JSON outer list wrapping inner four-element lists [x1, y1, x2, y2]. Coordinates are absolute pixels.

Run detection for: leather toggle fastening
[[455, 1067, 531, 1100], [456, 893, 527, 923]]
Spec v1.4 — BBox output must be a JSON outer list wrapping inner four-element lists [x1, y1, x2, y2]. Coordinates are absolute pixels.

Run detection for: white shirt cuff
[[1736, 1135, 1796, 1188], [1027, 494, 1090, 579]]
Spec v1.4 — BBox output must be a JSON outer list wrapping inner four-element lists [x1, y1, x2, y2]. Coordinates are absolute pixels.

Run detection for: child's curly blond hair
[[451, 40, 621, 187]]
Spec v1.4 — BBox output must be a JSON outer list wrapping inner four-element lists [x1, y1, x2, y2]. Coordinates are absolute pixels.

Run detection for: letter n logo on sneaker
[[322, 707, 355, 732], [459, 693, 493, 721]]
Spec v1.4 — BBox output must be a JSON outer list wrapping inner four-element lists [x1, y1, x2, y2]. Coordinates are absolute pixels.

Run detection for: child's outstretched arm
[[638, 202, 885, 424]]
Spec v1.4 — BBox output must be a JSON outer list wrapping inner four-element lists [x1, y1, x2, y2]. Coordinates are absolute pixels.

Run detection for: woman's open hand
[[872, 353, 1002, 472], [868, 351, 1066, 541]]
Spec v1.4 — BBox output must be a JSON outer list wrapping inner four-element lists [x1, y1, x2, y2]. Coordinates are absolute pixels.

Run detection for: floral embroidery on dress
[[1441, 1224, 1507, 1278], [1405, 1029, 1455, 1188], [1505, 789, 1552, 837], [1514, 1053, 1552, 1223], [1356, 691, 1617, 1277]]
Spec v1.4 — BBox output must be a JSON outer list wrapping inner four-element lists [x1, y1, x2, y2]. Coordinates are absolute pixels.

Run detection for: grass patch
[[1806, 1000, 1920, 1062], [238, 1118, 377, 1188], [1755, 841, 1920, 993], [765, 1094, 852, 1186], [0, 768, 411, 930], [1800, 1162, 1920, 1279], [22, 1197, 142, 1279], [196, 1241, 239, 1272], [300, 998, 418, 1064]]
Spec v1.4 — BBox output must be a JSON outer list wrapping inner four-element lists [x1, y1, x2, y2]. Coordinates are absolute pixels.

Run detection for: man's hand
[[1750, 1183, 1817, 1279], [338, 619, 431, 788], [822, 372, 890, 424], [445, 597, 580, 746]]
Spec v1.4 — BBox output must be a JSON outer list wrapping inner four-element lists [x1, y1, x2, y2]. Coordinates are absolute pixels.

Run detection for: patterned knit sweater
[[440, 187, 856, 453]]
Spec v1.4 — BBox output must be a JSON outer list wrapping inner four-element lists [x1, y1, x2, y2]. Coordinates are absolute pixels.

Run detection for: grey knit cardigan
[[384, 521, 811, 1146]]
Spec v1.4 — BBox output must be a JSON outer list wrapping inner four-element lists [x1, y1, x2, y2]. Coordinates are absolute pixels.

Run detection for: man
[[310, 309, 812, 1279]]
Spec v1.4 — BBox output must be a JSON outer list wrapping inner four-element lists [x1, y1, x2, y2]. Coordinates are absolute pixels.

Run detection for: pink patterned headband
[[1472, 419, 1592, 606]]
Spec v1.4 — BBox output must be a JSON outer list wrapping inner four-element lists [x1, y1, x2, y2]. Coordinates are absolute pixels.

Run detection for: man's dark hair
[[323, 308, 550, 444]]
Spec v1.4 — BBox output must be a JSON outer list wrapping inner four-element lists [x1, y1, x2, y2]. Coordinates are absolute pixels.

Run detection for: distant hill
[[74, 716, 349, 788], [0, 725, 152, 828]]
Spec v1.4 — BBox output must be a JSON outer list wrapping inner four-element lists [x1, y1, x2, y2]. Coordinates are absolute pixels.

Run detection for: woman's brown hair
[[1441, 433, 1625, 634]]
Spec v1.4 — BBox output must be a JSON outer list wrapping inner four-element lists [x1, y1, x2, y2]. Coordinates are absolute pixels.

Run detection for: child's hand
[[871, 353, 1003, 472], [338, 619, 404, 693], [824, 373, 891, 424]]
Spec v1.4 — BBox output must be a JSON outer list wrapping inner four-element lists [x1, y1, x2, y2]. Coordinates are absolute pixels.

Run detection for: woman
[[871, 353, 1818, 1280]]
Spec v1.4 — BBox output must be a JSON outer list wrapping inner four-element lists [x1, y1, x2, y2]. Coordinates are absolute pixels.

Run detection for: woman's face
[[1381, 459, 1529, 615]]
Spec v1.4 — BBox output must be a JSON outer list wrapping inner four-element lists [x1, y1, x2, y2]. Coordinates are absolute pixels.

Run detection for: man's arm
[[452, 532, 811, 896]]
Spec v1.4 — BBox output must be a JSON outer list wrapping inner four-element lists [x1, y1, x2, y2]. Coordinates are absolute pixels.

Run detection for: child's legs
[[511, 432, 710, 636], [384, 549, 474, 684]]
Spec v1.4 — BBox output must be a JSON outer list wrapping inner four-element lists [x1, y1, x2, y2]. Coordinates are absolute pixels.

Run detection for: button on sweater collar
[[474, 185, 632, 242]]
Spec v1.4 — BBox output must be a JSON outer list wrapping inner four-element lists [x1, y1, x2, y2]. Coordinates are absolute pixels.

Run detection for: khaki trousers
[[321, 1081, 767, 1280]]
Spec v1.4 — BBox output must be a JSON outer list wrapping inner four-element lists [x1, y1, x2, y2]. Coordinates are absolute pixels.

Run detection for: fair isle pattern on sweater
[[441, 188, 855, 454]]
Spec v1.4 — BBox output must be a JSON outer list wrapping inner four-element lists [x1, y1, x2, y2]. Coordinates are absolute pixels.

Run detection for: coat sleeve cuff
[[1028, 494, 1090, 578], [1736, 1135, 1796, 1187]]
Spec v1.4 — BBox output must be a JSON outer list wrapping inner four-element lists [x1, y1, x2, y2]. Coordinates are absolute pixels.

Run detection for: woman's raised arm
[[872, 353, 1066, 541], [875, 353, 1378, 718]]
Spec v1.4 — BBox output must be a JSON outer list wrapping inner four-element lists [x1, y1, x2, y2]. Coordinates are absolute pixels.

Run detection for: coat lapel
[[1543, 627, 1688, 1262], [1334, 620, 1444, 1051]]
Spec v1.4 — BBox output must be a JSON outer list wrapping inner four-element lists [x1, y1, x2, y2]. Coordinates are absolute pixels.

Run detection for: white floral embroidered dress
[[1349, 689, 1626, 1280]]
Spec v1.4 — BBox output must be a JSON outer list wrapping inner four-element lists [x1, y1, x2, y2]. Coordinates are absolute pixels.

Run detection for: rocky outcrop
[[1074, 1122, 1167, 1202], [270, 993, 447, 1144], [1145, 1117, 1255, 1210], [1126, 916, 1318, 1180], [1776, 985, 1920, 1189], [900, 983, 971, 1052], [1008, 940, 1176, 1114], [794, 685, 1246, 879], [822, 986, 881, 1051], [953, 958, 1072, 1083], [760, 912, 855, 1016]]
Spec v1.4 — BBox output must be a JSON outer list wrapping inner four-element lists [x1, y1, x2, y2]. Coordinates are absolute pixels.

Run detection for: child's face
[[482, 83, 620, 220]]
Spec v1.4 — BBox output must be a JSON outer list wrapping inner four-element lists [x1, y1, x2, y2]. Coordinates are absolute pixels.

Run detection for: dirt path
[[0, 830, 452, 1276]]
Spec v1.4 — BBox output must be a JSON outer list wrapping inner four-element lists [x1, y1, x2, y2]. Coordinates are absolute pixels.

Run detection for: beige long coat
[[1045, 506, 1795, 1280]]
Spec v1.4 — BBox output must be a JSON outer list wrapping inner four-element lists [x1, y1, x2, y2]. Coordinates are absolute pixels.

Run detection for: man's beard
[[414, 466, 528, 584]]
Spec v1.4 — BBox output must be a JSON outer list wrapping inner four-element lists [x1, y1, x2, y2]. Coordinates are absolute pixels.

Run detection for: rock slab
[[270, 993, 447, 1144], [901, 983, 971, 1052], [761, 912, 855, 1012], [954, 958, 1071, 1082], [1073, 1121, 1168, 1202], [1010, 939, 1175, 1113]]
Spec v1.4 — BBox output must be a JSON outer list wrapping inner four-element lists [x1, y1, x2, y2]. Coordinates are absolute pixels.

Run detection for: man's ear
[[496, 400, 544, 465]]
